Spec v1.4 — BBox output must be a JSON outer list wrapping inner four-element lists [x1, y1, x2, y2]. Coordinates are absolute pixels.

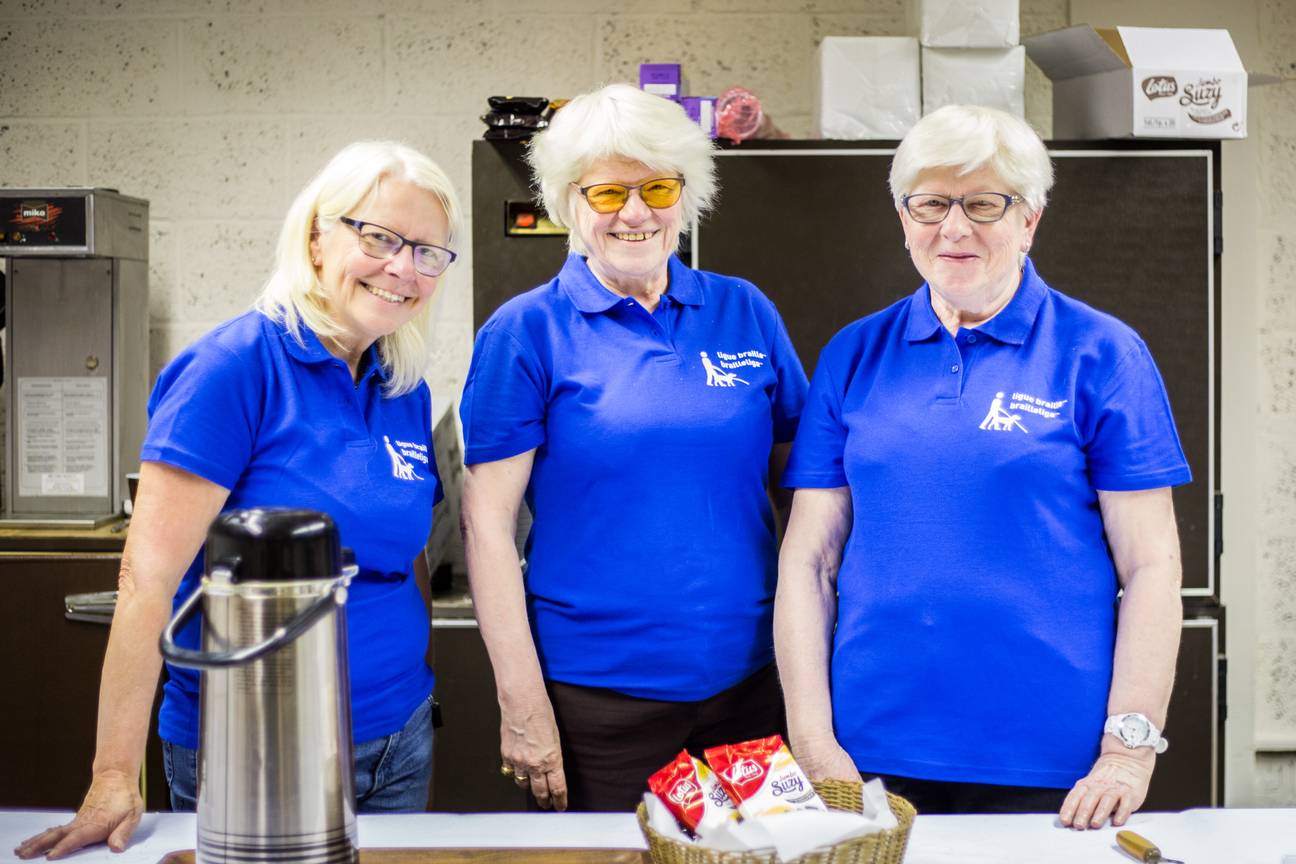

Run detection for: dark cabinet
[[0, 546, 169, 810], [430, 620, 528, 812]]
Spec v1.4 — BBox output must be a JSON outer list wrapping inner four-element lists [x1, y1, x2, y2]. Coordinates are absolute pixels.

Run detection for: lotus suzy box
[[1024, 25, 1248, 140]]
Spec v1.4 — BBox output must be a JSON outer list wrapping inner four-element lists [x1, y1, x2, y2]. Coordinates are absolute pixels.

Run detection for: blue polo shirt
[[143, 310, 441, 750], [461, 254, 808, 701], [783, 258, 1191, 788]]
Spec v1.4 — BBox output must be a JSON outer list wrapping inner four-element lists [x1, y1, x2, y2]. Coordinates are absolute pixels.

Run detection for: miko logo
[[722, 759, 762, 784], [1141, 76, 1178, 100], [383, 435, 421, 481], [668, 780, 698, 805]]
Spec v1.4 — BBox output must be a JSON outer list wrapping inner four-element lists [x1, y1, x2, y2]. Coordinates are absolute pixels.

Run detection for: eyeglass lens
[[356, 225, 453, 276], [582, 178, 683, 214], [906, 194, 1013, 224]]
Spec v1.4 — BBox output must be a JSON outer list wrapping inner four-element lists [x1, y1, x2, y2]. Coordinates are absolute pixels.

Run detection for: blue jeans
[[162, 694, 435, 812]]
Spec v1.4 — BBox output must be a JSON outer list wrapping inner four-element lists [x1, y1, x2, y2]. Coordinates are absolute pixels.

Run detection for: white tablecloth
[[3, 808, 1294, 864]]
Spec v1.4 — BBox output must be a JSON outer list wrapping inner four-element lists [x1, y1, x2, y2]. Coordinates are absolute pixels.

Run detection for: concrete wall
[[0, 0, 1291, 805]]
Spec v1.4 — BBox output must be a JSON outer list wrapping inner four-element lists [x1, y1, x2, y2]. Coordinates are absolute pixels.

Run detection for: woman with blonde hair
[[18, 140, 462, 858]]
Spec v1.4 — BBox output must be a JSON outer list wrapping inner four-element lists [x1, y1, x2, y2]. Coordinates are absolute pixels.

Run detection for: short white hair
[[527, 83, 718, 255], [888, 105, 1053, 213], [255, 140, 463, 397]]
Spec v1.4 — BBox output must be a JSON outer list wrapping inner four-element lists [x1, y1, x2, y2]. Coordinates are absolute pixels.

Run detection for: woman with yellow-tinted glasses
[[459, 83, 809, 812]]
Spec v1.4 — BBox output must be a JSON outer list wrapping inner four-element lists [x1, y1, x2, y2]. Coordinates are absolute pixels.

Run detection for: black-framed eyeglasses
[[338, 216, 457, 277], [572, 176, 685, 214], [901, 192, 1025, 224]]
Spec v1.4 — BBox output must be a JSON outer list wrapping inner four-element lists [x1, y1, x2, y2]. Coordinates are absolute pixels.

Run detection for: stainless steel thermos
[[160, 508, 359, 864]]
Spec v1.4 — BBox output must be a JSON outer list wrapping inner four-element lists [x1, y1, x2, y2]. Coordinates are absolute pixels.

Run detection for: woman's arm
[[460, 451, 567, 811], [1060, 486, 1182, 829], [16, 462, 229, 859], [774, 486, 857, 780]]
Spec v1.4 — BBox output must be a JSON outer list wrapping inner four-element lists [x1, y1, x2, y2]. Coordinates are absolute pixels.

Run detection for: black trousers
[[544, 663, 785, 812], [865, 772, 1069, 815]]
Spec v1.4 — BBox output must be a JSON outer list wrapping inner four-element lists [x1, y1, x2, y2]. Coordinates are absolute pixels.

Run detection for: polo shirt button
[[967, 334, 977, 343], [951, 364, 960, 373]]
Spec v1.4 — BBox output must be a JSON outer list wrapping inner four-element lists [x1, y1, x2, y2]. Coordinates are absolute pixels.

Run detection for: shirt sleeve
[[1086, 341, 1193, 491], [768, 309, 810, 444], [139, 340, 262, 491], [460, 322, 549, 465], [780, 346, 849, 489]]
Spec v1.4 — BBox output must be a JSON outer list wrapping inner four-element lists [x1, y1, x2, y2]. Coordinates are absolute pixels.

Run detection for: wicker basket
[[636, 779, 915, 864]]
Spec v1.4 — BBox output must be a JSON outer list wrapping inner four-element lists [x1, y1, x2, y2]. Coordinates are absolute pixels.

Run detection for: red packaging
[[704, 734, 826, 817], [648, 749, 738, 833]]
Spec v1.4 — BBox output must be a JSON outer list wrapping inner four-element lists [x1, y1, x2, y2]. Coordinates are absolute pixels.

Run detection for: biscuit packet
[[704, 734, 827, 818], [648, 749, 740, 835]]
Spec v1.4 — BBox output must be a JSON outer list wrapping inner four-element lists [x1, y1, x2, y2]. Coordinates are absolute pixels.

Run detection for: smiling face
[[310, 177, 450, 361], [899, 165, 1041, 318], [571, 157, 683, 294]]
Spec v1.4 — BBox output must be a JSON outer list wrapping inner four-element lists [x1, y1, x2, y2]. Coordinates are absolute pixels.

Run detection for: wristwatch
[[1104, 713, 1169, 754]]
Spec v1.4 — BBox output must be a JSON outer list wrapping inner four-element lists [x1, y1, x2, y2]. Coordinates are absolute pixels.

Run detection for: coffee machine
[[0, 188, 149, 526]]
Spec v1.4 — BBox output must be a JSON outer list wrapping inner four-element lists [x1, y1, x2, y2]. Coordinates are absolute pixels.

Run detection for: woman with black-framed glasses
[[17, 141, 462, 859], [776, 104, 1189, 828], [459, 83, 808, 812]]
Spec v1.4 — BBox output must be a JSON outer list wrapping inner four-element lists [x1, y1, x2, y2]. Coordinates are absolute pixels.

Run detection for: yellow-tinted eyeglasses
[[574, 176, 685, 214]]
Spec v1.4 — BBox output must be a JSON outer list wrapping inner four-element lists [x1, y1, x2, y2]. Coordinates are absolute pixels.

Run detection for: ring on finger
[[500, 764, 515, 778], [514, 773, 529, 783]]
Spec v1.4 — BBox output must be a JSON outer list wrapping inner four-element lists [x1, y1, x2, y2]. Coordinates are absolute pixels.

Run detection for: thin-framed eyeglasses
[[901, 192, 1025, 224], [573, 176, 685, 214], [338, 216, 457, 277]]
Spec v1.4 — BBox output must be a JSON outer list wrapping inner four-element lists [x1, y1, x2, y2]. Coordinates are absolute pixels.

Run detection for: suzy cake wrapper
[[648, 749, 739, 834], [704, 734, 828, 818]]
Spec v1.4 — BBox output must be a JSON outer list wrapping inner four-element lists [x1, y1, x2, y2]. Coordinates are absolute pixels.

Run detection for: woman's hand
[[791, 733, 859, 783], [14, 769, 143, 859], [1059, 747, 1154, 829], [499, 691, 567, 811]]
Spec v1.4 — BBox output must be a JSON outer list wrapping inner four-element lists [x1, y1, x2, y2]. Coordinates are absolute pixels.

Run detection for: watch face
[[1120, 714, 1150, 744]]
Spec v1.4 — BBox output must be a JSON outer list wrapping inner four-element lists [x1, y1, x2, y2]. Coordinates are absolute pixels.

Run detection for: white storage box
[[921, 46, 1025, 117], [814, 36, 921, 139], [911, 0, 1019, 48], [1023, 25, 1247, 139]]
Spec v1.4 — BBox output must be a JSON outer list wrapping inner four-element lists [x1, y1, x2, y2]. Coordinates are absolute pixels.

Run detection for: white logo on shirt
[[979, 392, 1029, 433], [384, 435, 422, 480], [700, 349, 766, 387], [978, 391, 1069, 433]]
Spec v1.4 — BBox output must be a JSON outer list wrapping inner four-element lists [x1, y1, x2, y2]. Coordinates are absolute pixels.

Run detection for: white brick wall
[[0, 0, 1292, 805]]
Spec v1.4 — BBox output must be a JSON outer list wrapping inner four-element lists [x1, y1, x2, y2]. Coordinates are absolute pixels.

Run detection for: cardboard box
[[912, 0, 1019, 48], [922, 46, 1025, 118], [814, 36, 921, 139], [639, 63, 683, 99], [1023, 25, 1247, 139]]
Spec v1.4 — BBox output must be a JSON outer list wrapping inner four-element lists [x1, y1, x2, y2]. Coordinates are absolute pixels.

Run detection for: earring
[[904, 240, 910, 251]]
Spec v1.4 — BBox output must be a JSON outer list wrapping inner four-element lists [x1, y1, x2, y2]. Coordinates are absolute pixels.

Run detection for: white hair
[[255, 140, 463, 397], [527, 83, 718, 255], [889, 105, 1053, 213]]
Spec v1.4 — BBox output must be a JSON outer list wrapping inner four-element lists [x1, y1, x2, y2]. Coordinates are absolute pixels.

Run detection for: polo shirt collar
[[904, 256, 1048, 345], [276, 314, 389, 383], [558, 253, 704, 314]]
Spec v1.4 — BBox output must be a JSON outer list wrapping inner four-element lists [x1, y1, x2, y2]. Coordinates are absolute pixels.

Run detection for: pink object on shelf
[[715, 87, 788, 142]]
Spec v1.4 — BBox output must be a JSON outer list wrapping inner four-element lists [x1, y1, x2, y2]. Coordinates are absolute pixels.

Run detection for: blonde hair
[[527, 84, 718, 255], [889, 105, 1053, 212], [255, 140, 462, 396]]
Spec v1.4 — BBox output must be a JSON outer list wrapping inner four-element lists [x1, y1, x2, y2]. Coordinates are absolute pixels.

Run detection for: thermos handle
[[158, 565, 355, 669]]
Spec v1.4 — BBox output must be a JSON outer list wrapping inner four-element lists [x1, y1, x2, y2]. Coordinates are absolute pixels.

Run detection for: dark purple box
[[681, 96, 717, 138], [639, 63, 682, 98]]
